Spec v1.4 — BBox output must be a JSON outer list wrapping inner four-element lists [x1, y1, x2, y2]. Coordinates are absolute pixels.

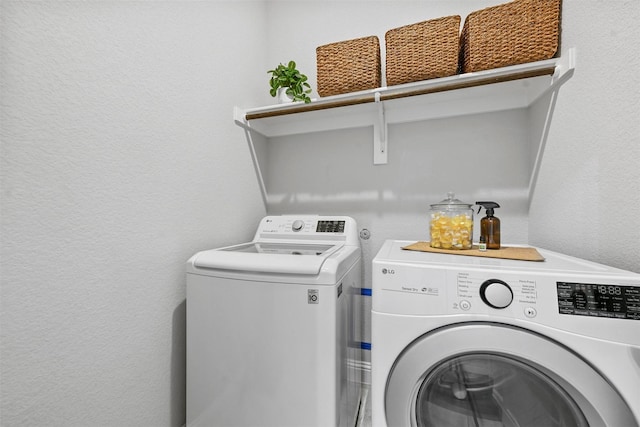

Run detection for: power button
[[459, 300, 472, 311]]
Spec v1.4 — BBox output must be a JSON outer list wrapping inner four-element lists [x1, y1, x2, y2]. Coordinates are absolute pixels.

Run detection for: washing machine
[[186, 215, 362, 427], [371, 240, 640, 427]]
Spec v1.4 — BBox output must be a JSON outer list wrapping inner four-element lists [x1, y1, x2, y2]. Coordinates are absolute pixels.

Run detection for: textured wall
[[264, 0, 639, 274], [262, 0, 548, 280], [0, 2, 266, 426], [529, 0, 640, 273]]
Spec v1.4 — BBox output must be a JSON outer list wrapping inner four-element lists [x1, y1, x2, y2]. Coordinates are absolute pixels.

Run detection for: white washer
[[372, 240, 640, 427], [186, 215, 362, 427]]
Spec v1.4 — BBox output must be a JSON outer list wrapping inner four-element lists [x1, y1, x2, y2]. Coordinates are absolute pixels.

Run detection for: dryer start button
[[480, 279, 514, 309]]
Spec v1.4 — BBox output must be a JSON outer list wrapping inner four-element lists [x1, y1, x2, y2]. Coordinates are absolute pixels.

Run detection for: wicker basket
[[385, 15, 461, 86], [459, 0, 561, 73], [316, 36, 381, 97]]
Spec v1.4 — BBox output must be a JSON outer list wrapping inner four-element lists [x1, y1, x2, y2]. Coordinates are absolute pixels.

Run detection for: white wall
[[262, 0, 639, 274], [529, 0, 640, 273], [1, 2, 267, 426], [261, 0, 542, 292]]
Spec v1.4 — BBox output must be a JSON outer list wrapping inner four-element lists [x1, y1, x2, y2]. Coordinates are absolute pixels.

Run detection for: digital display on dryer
[[557, 282, 640, 320]]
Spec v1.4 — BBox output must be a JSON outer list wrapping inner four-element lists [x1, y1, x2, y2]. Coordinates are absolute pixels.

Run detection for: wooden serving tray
[[402, 241, 545, 262]]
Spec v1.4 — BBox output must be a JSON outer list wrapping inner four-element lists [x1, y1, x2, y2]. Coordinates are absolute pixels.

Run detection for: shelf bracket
[[234, 107, 268, 208], [373, 92, 388, 165], [528, 48, 577, 205]]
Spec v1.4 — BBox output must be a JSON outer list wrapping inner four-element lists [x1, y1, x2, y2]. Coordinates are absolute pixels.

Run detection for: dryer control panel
[[373, 240, 640, 345], [557, 282, 640, 320], [451, 271, 540, 317]]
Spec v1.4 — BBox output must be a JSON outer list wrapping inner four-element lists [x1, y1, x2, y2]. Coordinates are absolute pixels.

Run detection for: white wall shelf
[[235, 48, 575, 206]]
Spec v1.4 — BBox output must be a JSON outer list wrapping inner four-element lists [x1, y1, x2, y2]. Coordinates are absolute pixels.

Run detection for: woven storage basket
[[385, 15, 461, 86], [460, 0, 561, 73], [316, 36, 381, 97]]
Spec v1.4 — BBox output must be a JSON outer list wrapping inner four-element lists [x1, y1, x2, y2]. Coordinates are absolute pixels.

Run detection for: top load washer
[[186, 215, 362, 427], [371, 240, 640, 427]]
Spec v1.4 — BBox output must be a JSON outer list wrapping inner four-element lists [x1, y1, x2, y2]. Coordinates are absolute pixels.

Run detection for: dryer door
[[385, 323, 638, 427]]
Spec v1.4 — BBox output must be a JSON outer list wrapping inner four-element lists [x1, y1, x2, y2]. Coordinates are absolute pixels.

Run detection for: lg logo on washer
[[382, 268, 395, 275]]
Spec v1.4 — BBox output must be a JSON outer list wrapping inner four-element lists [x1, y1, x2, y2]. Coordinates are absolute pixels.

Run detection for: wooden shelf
[[235, 50, 575, 141], [234, 48, 576, 207]]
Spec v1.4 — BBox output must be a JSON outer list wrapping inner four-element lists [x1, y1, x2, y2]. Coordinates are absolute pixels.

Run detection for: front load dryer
[[186, 215, 362, 427], [371, 240, 640, 427]]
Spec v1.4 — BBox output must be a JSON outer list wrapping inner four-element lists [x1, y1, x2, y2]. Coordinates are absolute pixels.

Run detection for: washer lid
[[191, 242, 342, 275]]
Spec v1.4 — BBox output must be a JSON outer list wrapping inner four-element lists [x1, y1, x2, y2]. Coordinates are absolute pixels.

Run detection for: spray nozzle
[[476, 201, 500, 216]]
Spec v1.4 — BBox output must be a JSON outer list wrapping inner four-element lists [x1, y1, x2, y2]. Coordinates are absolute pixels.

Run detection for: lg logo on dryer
[[382, 268, 395, 275]]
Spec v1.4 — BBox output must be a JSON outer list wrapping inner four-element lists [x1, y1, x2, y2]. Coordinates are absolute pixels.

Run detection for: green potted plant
[[268, 61, 312, 104]]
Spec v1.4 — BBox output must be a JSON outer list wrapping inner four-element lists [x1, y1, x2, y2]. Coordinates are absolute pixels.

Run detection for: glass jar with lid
[[429, 192, 473, 250]]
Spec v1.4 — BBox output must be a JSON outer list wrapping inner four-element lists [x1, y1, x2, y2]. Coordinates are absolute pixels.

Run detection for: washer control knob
[[480, 279, 513, 309], [292, 220, 305, 232]]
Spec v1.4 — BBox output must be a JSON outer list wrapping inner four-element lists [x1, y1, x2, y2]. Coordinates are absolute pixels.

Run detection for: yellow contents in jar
[[430, 213, 473, 250]]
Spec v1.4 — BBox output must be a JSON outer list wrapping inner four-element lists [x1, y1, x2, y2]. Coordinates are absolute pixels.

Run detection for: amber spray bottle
[[476, 201, 501, 249]]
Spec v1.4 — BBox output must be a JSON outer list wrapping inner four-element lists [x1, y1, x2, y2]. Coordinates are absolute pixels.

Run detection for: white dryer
[[186, 215, 362, 427], [371, 240, 640, 427]]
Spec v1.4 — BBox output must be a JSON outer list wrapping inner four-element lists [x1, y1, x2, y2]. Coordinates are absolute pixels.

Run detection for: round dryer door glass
[[415, 353, 588, 427]]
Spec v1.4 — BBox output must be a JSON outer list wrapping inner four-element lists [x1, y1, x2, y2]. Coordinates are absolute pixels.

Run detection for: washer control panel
[[291, 219, 345, 233], [259, 217, 346, 234], [254, 216, 359, 246], [315, 220, 345, 233]]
